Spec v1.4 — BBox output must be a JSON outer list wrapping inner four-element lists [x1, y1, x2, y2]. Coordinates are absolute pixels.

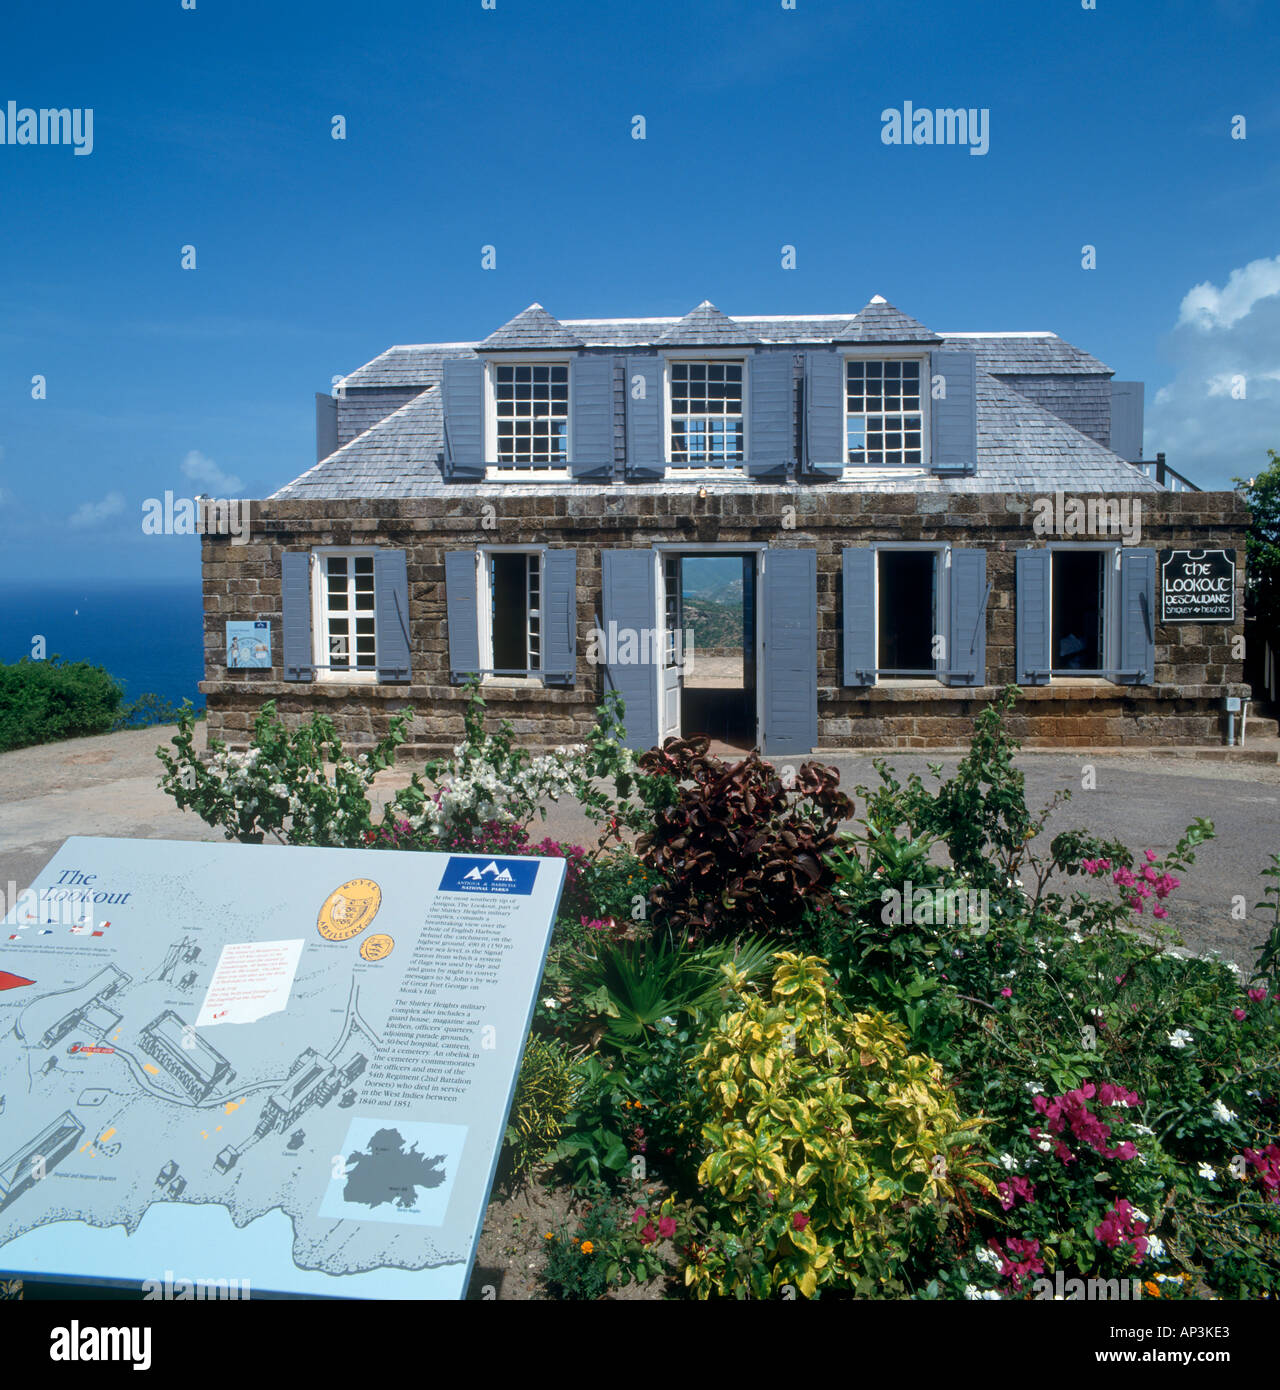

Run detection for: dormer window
[[668, 360, 745, 466], [845, 358, 924, 466], [492, 362, 569, 469]]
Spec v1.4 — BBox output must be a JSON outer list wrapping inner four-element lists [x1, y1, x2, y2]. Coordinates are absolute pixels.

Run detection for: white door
[[658, 553, 682, 739]]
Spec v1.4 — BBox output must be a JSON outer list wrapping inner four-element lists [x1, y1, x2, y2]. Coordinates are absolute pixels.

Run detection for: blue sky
[[1, 0, 1277, 582]]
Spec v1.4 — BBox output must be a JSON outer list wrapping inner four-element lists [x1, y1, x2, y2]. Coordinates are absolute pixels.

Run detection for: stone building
[[200, 297, 1247, 755]]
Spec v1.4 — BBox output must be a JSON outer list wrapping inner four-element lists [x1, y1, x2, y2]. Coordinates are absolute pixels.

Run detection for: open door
[[762, 549, 818, 755], [742, 555, 758, 743], [659, 553, 682, 741]]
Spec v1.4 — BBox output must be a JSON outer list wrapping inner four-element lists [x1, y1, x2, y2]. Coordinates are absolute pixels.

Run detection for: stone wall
[[199, 486, 1248, 754]]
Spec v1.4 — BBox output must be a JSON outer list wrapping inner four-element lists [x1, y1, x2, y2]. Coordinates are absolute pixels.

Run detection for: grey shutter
[[763, 549, 818, 755], [746, 351, 793, 480], [445, 549, 481, 681], [841, 548, 876, 685], [570, 356, 614, 480], [601, 549, 658, 750], [374, 550, 411, 682], [1110, 382, 1144, 461], [803, 351, 844, 475], [625, 356, 664, 480], [1016, 549, 1052, 686], [281, 551, 315, 681], [947, 549, 988, 687], [542, 548, 577, 685], [929, 350, 978, 474], [1117, 547, 1156, 684], [442, 357, 485, 480]]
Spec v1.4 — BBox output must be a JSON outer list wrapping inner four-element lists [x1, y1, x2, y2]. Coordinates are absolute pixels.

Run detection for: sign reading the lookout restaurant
[[1159, 549, 1236, 623], [0, 837, 564, 1299]]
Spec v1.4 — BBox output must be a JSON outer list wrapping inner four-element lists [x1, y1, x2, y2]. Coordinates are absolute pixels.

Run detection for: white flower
[[541, 998, 558, 1011], [658, 1016, 677, 1027], [1226, 960, 1242, 978], [1070, 931, 1084, 944], [1130, 1125, 1154, 1137], [1198, 1163, 1217, 1181], [1132, 1207, 1150, 1224], [975, 1246, 1001, 1269], [999, 1153, 1018, 1171], [1037, 1139, 1053, 1153], [963, 1284, 982, 1300], [1147, 1234, 1165, 1260], [1167, 1029, 1193, 1049], [1211, 1099, 1236, 1124], [1026, 1081, 1045, 1095], [980, 1290, 1001, 1300]]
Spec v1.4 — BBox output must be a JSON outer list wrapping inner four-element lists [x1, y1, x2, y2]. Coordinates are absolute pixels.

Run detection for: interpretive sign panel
[[0, 836, 565, 1298], [1159, 549, 1236, 623]]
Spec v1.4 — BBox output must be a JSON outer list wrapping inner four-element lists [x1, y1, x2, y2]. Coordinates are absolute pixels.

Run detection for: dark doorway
[[1052, 550, 1105, 672], [878, 550, 937, 674], [677, 554, 757, 751]]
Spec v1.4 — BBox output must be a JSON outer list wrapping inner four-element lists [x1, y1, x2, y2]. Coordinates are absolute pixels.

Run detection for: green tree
[[1235, 448, 1280, 632]]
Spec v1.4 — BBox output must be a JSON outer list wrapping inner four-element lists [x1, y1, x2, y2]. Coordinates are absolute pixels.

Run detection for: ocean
[[0, 581, 206, 713]]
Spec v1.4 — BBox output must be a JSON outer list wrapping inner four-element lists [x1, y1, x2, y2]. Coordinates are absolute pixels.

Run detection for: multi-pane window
[[669, 361, 745, 465], [846, 360, 923, 465], [1051, 551, 1106, 673], [489, 552, 542, 675], [323, 554, 376, 672], [493, 364, 569, 468], [664, 554, 682, 664]]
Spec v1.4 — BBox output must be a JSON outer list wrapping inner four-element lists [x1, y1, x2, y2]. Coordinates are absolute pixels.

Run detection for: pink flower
[[1248, 987, 1267, 1003], [1152, 906, 1168, 919], [1232, 1008, 1246, 1021], [988, 1236, 1044, 1289], [657, 1215, 677, 1239], [640, 1222, 658, 1246], [631, 1206, 646, 1225], [1000, 987, 1012, 998], [791, 1212, 810, 1232], [1144, 849, 1158, 863]]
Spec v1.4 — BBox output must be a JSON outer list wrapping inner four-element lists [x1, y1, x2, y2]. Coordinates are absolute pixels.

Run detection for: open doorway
[[661, 553, 758, 752]]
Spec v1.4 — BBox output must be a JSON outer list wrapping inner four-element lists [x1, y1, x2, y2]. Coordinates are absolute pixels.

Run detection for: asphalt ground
[[1, 726, 1277, 970]]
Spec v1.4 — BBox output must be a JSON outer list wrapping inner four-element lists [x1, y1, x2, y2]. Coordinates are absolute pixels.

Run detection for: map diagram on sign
[[0, 837, 564, 1298]]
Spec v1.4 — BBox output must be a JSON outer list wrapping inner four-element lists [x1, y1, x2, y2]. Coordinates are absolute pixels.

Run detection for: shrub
[[0, 656, 123, 752], [686, 953, 996, 1299], [503, 1038, 578, 1180], [157, 700, 409, 845], [635, 737, 854, 944]]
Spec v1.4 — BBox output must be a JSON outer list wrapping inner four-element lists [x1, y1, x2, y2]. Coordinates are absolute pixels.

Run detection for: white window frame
[[869, 541, 951, 686], [1046, 543, 1120, 681], [477, 544, 548, 686], [484, 355, 573, 479], [663, 350, 749, 477], [310, 548, 379, 685], [841, 349, 930, 477]]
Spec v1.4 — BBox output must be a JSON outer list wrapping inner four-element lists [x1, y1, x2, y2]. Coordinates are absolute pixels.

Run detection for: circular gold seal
[[359, 933, 394, 963], [317, 879, 382, 942]]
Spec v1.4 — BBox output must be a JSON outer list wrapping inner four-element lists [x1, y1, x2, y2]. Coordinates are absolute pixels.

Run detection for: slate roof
[[478, 304, 584, 351], [655, 301, 762, 346], [271, 365, 1157, 499], [832, 296, 943, 344], [277, 387, 445, 497]]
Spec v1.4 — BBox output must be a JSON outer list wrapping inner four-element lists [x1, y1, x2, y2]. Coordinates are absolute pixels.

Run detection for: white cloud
[[67, 492, 126, 529], [180, 449, 243, 495], [1178, 254, 1280, 330], [1146, 254, 1280, 488]]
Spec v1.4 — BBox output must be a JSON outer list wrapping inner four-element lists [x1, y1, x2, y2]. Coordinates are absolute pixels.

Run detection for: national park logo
[[317, 879, 382, 942]]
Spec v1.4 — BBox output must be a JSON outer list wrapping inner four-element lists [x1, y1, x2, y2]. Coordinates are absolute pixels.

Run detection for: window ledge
[[481, 675, 545, 690]]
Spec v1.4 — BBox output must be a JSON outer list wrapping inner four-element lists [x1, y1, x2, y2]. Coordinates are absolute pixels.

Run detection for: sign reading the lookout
[[1159, 549, 1236, 623], [0, 836, 565, 1299]]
